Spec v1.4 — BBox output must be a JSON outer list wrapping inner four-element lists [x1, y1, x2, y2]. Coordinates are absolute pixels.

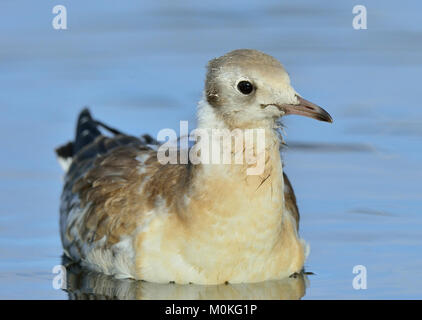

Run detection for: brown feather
[[61, 133, 193, 252], [283, 172, 300, 231]]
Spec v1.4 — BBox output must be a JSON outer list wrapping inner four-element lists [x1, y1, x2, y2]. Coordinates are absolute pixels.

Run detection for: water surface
[[0, 0, 421, 299]]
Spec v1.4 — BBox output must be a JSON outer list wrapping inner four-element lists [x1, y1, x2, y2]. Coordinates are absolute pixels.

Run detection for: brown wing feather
[[61, 134, 151, 252], [283, 172, 300, 231], [60, 133, 192, 257]]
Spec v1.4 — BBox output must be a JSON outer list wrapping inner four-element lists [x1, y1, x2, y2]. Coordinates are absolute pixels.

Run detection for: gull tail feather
[[55, 107, 102, 172]]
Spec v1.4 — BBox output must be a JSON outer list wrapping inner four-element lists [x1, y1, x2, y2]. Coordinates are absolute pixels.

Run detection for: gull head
[[204, 49, 332, 128]]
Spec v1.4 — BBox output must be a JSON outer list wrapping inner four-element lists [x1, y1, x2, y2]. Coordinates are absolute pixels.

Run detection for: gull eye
[[237, 81, 254, 95]]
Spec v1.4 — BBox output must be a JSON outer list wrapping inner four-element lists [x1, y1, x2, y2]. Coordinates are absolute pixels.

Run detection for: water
[[0, 0, 421, 299]]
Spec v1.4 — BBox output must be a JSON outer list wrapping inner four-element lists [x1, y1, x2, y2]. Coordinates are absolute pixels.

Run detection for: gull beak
[[282, 95, 333, 123]]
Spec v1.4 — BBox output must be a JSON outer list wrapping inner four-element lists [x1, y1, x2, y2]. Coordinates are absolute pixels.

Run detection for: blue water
[[0, 0, 421, 299]]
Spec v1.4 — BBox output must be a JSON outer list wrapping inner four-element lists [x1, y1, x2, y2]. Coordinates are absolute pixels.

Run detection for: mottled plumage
[[56, 49, 332, 284]]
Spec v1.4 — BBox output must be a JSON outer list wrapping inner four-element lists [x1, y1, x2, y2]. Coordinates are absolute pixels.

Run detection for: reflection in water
[[64, 261, 308, 300]]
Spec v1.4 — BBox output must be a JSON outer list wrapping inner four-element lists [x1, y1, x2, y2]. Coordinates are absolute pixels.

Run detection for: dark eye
[[237, 81, 254, 95]]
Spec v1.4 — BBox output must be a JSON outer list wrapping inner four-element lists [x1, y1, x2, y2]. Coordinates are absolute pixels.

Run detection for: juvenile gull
[[56, 49, 332, 284]]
